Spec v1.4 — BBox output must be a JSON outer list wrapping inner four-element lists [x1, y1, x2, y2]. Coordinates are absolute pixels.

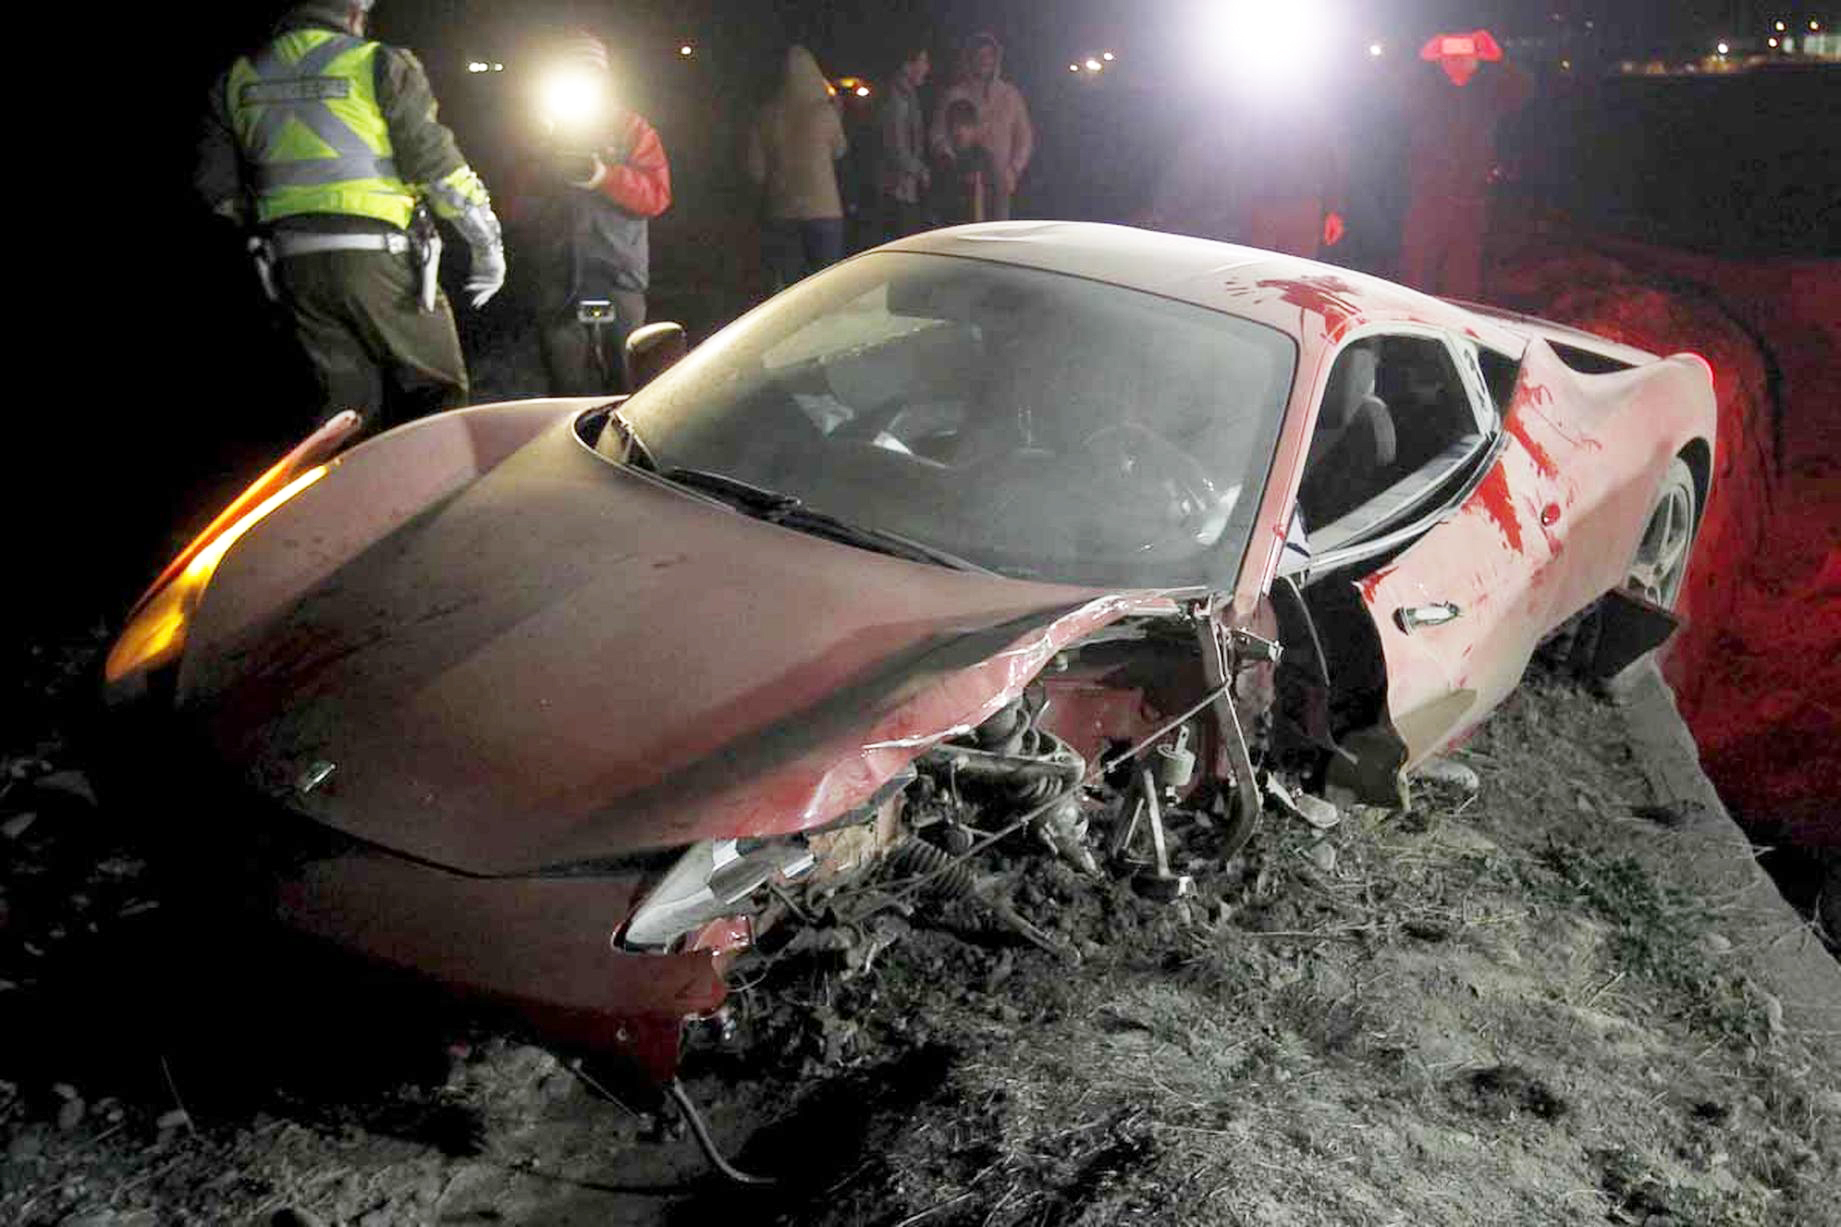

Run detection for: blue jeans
[[762, 219, 845, 293]]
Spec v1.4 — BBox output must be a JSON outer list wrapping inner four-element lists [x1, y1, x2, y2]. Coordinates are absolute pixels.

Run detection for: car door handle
[[1395, 602, 1463, 633]]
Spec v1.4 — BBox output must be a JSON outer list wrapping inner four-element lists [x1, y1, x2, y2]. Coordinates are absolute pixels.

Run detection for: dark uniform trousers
[[537, 290, 647, 397], [277, 248, 470, 431]]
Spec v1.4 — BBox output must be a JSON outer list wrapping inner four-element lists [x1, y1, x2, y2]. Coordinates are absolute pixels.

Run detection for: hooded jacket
[[746, 46, 848, 221], [929, 34, 1034, 191]]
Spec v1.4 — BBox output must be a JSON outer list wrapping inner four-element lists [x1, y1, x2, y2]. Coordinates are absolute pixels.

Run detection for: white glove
[[465, 244, 506, 309]]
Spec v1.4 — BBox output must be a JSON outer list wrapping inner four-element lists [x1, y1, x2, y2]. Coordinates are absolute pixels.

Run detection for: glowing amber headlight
[[105, 466, 328, 685], [104, 411, 360, 688]]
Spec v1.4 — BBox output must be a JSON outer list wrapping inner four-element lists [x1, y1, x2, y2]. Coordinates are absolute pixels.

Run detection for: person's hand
[[1322, 211, 1346, 248], [465, 244, 507, 308], [555, 150, 603, 187]]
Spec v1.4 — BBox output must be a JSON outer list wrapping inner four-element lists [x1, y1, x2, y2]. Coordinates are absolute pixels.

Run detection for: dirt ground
[[3, 635, 1837, 1226]]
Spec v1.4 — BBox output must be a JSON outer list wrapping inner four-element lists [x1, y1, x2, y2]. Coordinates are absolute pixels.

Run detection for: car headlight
[[621, 838, 816, 951], [105, 412, 360, 689]]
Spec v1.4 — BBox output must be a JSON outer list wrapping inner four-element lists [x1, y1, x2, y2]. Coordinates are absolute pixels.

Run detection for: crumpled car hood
[[181, 417, 1154, 876]]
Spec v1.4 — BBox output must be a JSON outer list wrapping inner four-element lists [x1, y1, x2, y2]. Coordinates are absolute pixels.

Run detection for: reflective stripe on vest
[[228, 29, 416, 228]]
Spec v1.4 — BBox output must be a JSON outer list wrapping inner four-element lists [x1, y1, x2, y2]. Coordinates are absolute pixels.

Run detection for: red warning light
[[1420, 28, 1504, 86]]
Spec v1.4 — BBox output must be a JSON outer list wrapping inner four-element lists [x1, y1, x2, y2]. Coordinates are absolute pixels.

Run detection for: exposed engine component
[[661, 660, 1330, 987], [885, 837, 979, 902]]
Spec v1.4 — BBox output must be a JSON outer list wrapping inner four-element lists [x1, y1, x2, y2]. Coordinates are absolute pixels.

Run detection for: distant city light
[[1085, 58, 1103, 71], [1069, 63, 1081, 72], [1775, 20, 1787, 32], [1716, 41, 1730, 54], [492, 63, 503, 72], [679, 44, 695, 58], [1560, 58, 1572, 69], [1812, 20, 1823, 31], [1369, 41, 1384, 56], [1769, 36, 1780, 47], [467, 61, 489, 73], [1102, 51, 1116, 62]]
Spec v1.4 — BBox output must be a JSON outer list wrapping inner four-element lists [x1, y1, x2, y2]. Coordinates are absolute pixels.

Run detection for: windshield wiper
[[602, 410, 658, 470], [659, 467, 797, 513], [660, 467, 986, 573]]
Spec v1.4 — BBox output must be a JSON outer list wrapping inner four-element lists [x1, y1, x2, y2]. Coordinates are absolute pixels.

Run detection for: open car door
[[1291, 330, 1567, 797]]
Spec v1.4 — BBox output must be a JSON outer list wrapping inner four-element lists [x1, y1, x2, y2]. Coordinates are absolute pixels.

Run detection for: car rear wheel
[[1625, 458, 1698, 610]]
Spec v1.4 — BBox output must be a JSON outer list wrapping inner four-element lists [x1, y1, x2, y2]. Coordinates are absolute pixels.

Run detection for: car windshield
[[619, 252, 1297, 588]]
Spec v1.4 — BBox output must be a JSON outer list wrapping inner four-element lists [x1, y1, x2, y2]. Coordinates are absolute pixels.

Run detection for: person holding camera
[[518, 31, 672, 396], [196, 0, 507, 432]]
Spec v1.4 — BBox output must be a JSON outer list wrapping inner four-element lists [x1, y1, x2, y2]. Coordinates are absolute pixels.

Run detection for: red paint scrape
[[1256, 276, 1364, 340], [1503, 405, 1560, 480], [1357, 564, 1398, 602], [1468, 465, 1524, 552]]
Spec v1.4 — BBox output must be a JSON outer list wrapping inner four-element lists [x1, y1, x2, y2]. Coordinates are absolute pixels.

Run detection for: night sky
[[371, 0, 1817, 81]]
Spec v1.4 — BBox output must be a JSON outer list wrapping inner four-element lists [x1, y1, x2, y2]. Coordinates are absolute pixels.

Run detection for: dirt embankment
[[1494, 221, 1841, 908], [3, 636, 1836, 1226]]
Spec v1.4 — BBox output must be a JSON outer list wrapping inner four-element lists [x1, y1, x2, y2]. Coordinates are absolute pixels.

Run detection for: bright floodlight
[[1085, 58, 1103, 71], [680, 44, 694, 57], [1102, 51, 1116, 61], [1774, 20, 1786, 31], [1717, 41, 1730, 54], [1369, 42, 1383, 57], [856, 85, 870, 96], [1194, 0, 1332, 90], [468, 61, 489, 73], [541, 67, 606, 131]]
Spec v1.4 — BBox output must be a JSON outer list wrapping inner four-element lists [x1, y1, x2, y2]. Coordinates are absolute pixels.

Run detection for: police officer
[[196, 0, 506, 431]]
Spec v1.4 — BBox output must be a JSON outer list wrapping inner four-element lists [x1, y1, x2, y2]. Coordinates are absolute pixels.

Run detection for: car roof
[[884, 221, 1528, 355]]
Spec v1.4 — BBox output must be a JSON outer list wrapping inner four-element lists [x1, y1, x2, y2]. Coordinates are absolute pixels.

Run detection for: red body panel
[[182, 410, 1170, 876], [280, 852, 709, 1081], [1359, 343, 1716, 763]]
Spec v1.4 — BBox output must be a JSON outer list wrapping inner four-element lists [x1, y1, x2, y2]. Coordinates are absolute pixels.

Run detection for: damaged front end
[[606, 601, 1294, 1084]]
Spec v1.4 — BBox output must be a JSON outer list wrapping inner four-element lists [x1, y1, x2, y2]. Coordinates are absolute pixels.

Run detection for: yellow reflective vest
[[228, 28, 417, 228]]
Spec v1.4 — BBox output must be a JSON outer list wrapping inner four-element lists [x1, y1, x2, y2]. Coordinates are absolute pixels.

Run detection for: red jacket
[[591, 111, 671, 218], [513, 110, 671, 298]]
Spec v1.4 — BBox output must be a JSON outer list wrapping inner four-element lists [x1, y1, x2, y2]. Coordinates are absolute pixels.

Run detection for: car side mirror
[[625, 322, 688, 391]]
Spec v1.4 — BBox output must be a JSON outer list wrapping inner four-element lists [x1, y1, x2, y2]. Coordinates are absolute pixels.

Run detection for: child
[[931, 98, 998, 225]]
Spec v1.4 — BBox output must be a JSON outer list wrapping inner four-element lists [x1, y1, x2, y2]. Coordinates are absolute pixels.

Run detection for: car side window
[[1471, 345, 1522, 418], [1297, 334, 1488, 545]]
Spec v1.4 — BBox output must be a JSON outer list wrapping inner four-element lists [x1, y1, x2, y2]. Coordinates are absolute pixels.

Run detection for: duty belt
[[270, 231, 412, 258]]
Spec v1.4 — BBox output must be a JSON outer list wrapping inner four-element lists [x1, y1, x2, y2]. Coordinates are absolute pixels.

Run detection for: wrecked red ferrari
[[103, 223, 1715, 1101]]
